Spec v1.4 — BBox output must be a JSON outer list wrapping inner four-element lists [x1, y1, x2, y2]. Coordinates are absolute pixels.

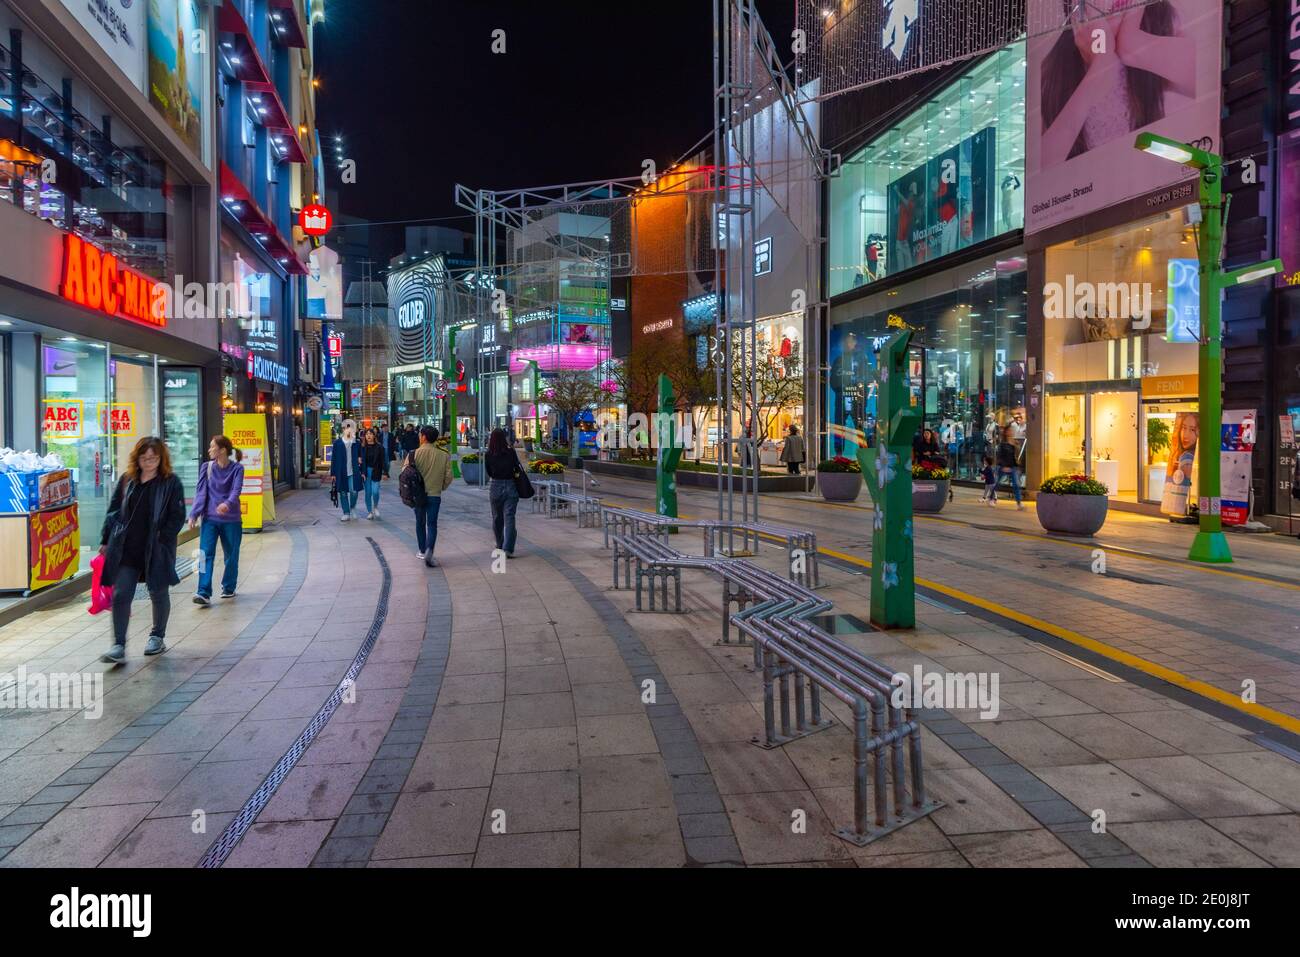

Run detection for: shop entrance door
[[1044, 388, 1140, 499]]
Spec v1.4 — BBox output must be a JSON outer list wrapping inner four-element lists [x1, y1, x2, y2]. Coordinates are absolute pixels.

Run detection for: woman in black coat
[[98, 436, 186, 664]]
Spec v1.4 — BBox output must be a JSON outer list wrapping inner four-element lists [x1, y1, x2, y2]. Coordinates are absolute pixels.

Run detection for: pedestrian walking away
[[485, 427, 522, 557], [996, 427, 1025, 510], [979, 455, 997, 505], [411, 425, 453, 566], [189, 435, 245, 604], [98, 436, 186, 664], [330, 420, 365, 521], [362, 427, 387, 520], [779, 424, 805, 475]]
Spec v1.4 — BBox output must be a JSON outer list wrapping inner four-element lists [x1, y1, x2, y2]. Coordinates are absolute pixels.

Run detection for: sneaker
[[220, 589, 236, 599], [1017, 503, 1026, 511], [143, 634, 167, 656], [100, 644, 125, 664], [193, 593, 210, 605], [340, 513, 350, 523], [373, 508, 381, 520], [506, 552, 515, 559], [415, 550, 427, 559], [424, 551, 438, 567], [366, 511, 375, 521]]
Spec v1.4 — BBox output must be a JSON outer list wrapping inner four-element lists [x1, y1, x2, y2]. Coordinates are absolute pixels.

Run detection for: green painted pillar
[[857, 330, 922, 629], [656, 373, 683, 523], [528, 359, 543, 449]]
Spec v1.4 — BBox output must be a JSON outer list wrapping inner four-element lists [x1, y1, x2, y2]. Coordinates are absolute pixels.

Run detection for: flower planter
[[816, 471, 863, 502], [1036, 492, 1108, 536], [460, 462, 482, 485], [912, 479, 949, 513]]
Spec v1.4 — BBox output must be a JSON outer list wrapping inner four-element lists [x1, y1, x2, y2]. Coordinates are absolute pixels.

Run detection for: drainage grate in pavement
[[197, 536, 392, 869]]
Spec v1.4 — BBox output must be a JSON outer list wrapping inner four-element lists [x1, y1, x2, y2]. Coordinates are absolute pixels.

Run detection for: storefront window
[[828, 41, 1026, 298], [827, 254, 1028, 480], [1042, 213, 1201, 504], [41, 339, 110, 557]]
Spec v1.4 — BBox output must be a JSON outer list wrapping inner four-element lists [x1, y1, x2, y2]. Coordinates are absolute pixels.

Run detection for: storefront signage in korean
[[43, 400, 83, 438], [60, 234, 168, 328], [28, 504, 80, 591]]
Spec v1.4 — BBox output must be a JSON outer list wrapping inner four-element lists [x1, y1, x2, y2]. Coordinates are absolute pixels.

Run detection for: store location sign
[[299, 204, 333, 237], [60, 234, 167, 328], [29, 504, 80, 592]]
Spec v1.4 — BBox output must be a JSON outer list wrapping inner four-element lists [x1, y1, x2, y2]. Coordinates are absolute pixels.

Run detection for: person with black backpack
[[407, 426, 453, 566]]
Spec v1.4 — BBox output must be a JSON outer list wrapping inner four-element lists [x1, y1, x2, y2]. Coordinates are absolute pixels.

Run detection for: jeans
[[998, 466, 1022, 504], [415, 496, 443, 555], [197, 520, 242, 598], [490, 479, 519, 554], [339, 487, 358, 515], [110, 565, 170, 646], [364, 469, 382, 513]]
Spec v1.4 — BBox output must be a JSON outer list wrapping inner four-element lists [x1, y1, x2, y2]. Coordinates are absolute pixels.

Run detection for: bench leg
[[674, 569, 681, 613], [635, 561, 644, 611]]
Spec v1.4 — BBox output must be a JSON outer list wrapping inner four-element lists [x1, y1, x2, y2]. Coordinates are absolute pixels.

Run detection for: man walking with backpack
[[403, 426, 453, 566]]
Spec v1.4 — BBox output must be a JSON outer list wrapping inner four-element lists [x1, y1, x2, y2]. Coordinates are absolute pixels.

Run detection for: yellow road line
[[766, 493, 1300, 592], [819, 544, 1300, 737]]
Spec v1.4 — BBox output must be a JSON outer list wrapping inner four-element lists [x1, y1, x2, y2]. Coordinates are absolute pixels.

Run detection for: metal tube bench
[[609, 533, 717, 613], [551, 490, 603, 527], [705, 521, 820, 587]]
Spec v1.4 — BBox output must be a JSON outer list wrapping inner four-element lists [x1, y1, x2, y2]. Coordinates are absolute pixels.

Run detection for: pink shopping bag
[[87, 552, 113, 615]]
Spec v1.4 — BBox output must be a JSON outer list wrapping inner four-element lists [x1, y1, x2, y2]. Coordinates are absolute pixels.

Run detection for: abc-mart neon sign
[[59, 233, 168, 328]]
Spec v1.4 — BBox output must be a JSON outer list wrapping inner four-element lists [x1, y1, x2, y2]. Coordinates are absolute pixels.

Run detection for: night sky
[[315, 0, 796, 241]]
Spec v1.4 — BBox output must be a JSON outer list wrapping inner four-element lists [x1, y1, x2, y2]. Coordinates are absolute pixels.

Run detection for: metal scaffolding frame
[[451, 0, 832, 516]]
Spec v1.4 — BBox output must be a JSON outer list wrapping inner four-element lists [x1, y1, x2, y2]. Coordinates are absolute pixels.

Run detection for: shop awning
[[268, 0, 309, 49], [244, 81, 308, 164], [217, 2, 272, 85], [219, 162, 309, 275]]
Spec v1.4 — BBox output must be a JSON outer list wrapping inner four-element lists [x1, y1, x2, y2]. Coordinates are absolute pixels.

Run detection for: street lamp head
[[1135, 132, 1207, 169]]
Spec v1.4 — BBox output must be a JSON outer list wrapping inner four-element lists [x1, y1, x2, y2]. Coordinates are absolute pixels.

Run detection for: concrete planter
[[816, 470, 863, 502], [1036, 492, 1108, 536], [460, 462, 482, 485], [912, 479, 949, 513]]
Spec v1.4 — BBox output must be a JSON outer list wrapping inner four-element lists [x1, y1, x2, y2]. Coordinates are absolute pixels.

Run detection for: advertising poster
[[147, 0, 204, 156], [61, 0, 146, 91], [1277, 133, 1300, 288], [29, 504, 80, 592], [825, 324, 875, 455], [223, 414, 270, 531], [887, 128, 994, 271], [1160, 410, 1199, 516], [1220, 410, 1255, 526], [1165, 258, 1200, 342], [307, 246, 344, 321], [1025, 0, 1222, 234]]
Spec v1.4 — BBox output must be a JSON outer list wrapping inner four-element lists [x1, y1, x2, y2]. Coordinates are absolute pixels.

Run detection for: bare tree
[[543, 369, 604, 448], [729, 330, 804, 446]]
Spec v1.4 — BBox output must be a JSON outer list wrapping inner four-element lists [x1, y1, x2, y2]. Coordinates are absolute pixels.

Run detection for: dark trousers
[[786, 461, 802, 474], [110, 565, 170, 646], [490, 479, 519, 553], [415, 496, 443, 554]]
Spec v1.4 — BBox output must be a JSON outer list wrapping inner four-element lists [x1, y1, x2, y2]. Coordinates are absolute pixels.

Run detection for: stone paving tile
[[571, 681, 643, 717], [949, 830, 1087, 867], [104, 813, 237, 867], [259, 762, 370, 822], [928, 768, 1042, 835], [1109, 819, 1270, 868], [580, 807, 686, 867], [1199, 750, 1300, 813], [372, 787, 489, 860], [1206, 814, 1300, 867], [722, 789, 852, 865], [503, 692, 575, 729], [700, 740, 808, 796], [1114, 711, 1262, 755], [71, 751, 205, 807], [1112, 756, 1288, 818], [0, 751, 82, 806], [437, 674, 506, 706], [204, 717, 310, 763], [406, 739, 499, 793], [579, 754, 674, 813], [225, 820, 335, 868], [424, 702, 503, 743], [367, 855, 474, 868], [474, 830, 580, 867], [299, 720, 389, 766], [483, 770, 580, 834], [1033, 764, 1189, 823], [969, 719, 1102, 768], [576, 713, 658, 758], [496, 727, 578, 773], [1039, 712, 1183, 761], [0, 803, 153, 868], [149, 757, 277, 817]]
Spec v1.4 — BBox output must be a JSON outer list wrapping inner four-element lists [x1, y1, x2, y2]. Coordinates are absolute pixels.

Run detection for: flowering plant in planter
[[912, 464, 951, 480], [460, 453, 480, 464], [528, 460, 565, 476], [816, 455, 861, 474], [1040, 472, 1108, 496]]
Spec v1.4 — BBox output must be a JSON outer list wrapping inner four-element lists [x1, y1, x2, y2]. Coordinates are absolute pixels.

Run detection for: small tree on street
[[543, 369, 604, 448]]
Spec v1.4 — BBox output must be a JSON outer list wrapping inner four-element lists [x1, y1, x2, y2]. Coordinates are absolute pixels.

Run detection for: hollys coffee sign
[[59, 234, 168, 328]]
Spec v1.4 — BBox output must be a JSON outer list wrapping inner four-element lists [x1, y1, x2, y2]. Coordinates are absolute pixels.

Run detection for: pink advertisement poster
[[1024, 0, 1222, 235]]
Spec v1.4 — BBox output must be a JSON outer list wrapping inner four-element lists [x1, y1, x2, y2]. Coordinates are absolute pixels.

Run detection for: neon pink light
[[509, 344, 606, 374]]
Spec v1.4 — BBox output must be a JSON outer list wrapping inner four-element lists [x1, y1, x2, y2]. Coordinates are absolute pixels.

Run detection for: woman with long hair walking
[[485, 427, 521, 558], [361, 427, 387, 520], [98, 436, 186, 663], [189, 434, 245, 604]]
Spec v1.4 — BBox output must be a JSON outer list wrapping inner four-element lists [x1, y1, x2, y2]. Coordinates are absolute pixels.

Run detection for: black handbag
[[513, 466, 535, 500], [329, 483, 339, 507]]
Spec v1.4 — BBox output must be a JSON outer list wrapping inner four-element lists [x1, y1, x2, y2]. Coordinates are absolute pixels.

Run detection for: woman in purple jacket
[[188, 435, 245, 605]]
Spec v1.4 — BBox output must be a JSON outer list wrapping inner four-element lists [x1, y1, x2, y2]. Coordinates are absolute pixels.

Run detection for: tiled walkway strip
[[0, 527, 309, 863], [311, 563, 453, 866], [199, 537, 393, 867]]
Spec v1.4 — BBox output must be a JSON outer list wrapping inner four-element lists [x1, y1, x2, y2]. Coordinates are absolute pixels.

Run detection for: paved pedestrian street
[[2, 478, 1298, 869]]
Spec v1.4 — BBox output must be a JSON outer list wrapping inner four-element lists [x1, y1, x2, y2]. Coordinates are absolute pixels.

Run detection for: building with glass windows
[[825, 40, 1028, 479]]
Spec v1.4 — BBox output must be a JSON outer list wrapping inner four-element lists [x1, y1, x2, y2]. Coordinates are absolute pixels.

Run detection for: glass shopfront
[[828, 41, 1026, 298], [827, 253, 1028, 480], [1042, 212, 1202, 506]]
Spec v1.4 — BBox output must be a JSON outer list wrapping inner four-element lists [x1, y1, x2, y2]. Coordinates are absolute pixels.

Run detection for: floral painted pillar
[[856, 330, 922, 629], [656, 373, 682, 521]]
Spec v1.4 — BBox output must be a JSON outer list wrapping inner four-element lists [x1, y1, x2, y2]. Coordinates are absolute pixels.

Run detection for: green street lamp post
[[1134, 133, 1281, 564]]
